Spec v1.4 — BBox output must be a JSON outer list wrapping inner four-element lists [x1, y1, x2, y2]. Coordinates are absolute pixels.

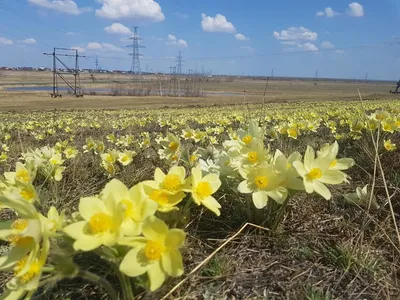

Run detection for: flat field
[[0, 70, 397, 111], [0, 71, 399, 300]]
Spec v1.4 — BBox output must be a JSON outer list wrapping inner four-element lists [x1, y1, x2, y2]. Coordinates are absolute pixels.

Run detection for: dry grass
[[0, 70, 397, 111], [0, 111, 398, 300]]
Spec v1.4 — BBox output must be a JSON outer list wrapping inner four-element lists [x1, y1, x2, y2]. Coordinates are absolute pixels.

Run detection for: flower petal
[[63, 221, 86, 240], [266, 187, 288, 204], [165, 229, 186, 249], [252, 191, 268, 209], [79, 197, 105, 221], [238, 180, 252, 193], [202, 174, 221, 192], [304, 146, 315, 171], [147, 262, 166, 291], [319, 170, 346, 184], [73, 235, 103, 251], [201, 196, 221, 216], [120, 247, 148, 277], [142, 216, 168, 241], [313, 181, 331, 200], [161, 249, 183, 277]]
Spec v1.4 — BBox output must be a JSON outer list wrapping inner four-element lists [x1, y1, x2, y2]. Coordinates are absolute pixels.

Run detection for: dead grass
[[0, 102, 399, 300]]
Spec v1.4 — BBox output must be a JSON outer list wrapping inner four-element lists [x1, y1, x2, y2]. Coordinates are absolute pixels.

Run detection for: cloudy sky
[[0, 0, 399, 80]]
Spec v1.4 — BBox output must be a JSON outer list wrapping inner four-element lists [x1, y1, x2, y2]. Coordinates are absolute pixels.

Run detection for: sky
[[0, 0, 400, 80]]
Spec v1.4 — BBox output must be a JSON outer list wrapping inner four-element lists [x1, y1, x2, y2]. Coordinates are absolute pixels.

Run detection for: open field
[[0, 71, 399, 300], [0, 70, 398, 111]]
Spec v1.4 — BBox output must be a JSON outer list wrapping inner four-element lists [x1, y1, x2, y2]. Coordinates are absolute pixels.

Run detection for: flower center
[[20, 189, 35, 202], [161, 174, 181, 192], [144, 240, 165, 261], [7, 235, 33, 247], [89, 213, 113, 234], [149, 190, 169, 205], [16, 169, 30, 183], [288, 128, 298, 138], [12, 219, 28, 231], [168, 141, 179, 151], [195, 182, 213, 200], [15, 258, 41, 284], [329, 160, 337, 168], [242, 135, 253, 145], [254, 176, 268, 189], [306, 168, 322, 181], [121, 199, 134, 219], [247, 152, 258, 164]]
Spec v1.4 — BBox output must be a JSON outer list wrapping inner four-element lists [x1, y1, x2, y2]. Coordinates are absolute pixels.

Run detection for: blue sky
[[0, 0, 399, 80]]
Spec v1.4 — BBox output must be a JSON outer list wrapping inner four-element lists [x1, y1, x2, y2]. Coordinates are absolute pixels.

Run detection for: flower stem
[[78, 270, 119, 300]]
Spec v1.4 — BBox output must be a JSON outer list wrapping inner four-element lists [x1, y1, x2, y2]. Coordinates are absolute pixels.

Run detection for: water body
[[5, 86, 243, 97]]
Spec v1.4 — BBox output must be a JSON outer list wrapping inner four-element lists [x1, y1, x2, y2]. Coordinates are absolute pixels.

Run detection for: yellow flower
[[100, 179, 158, 236], [293, 145, 348, 200], [63, 147, 78, 159], [184, 165, 222, 216], [149, 166, 187, 195], [63, 195, 123, 251], [119, 216, 186, 291], [384, 139, 397, 151], [117, 150, 136, 166], [40, 206, 65, 235], [238, 165, 287, 209]]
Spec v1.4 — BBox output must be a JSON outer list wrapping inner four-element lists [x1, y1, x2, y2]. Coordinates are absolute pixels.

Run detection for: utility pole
[[176, 51, 183, 75], [365, 72, 368, 80], [271, 68, 274, 78], [315, 70, 319, 79], [44, 48, 85, 97], [126, 26, 145, 80]]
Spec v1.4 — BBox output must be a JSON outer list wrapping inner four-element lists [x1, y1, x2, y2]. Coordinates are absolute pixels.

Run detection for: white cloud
[[87, 42, 124, 52], [66, 32, 77, 36], [166, 34, 188, 47], [21, 38, 37, 45], [325, 7, 339, 17], [95, 0, 164, 22], [321, 41, 335, 49], [0, 37, 13, 45], [298, 43, 319, 52], [201, 13, 236, 33], [104, 23, 132, 35], [71, 46, 85, 53], [347, 2, 364, 17], [273, 26, 318, 41], [28, 0, 91, 15], [316, 7, 339, 17], [235, 33, 248, 41], [335, 49, 345, 54], [87, 42, 102, 50]]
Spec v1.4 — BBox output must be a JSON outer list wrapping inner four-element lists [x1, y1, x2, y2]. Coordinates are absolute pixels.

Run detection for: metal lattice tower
[[127, 27, 145, 76], [176, 51, 184, 74]]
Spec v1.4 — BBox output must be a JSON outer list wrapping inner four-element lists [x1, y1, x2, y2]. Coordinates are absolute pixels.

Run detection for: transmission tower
[[176, 51, 183, 74], [127, 26, 145, 78], [271, 68, 274, 78], [95, 56, 99, 71]]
